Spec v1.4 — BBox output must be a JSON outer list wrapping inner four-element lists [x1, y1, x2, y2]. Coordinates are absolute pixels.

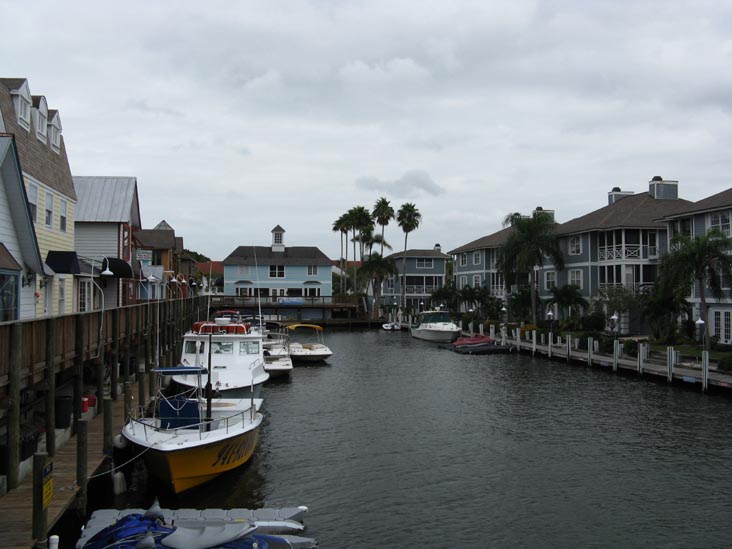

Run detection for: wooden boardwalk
[[0, 388, 133, 549]]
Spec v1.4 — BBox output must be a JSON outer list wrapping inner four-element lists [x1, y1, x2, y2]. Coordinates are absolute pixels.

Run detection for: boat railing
[[129, 405, 257, 441]]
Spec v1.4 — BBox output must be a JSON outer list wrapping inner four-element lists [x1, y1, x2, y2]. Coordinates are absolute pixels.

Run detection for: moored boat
[[410, 311, 461, 343], [121, 366, 263, 494], [286, 324, 333, 363], [382, 322, 401, 331]]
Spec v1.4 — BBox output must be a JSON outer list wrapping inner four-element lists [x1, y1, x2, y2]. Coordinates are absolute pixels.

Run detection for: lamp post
[[696, 317, 706, 350], [501, 305, 507, 345], [420, 300, 424, 313], [88, 256, 114, 359], [547, 309, 554, 340], [169, 277, 180, 300], [610, 312, 618, 340]]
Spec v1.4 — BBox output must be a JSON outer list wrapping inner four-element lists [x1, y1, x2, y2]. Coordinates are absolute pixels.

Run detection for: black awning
[[105, 257, 134, 279], [0, 244, 21, 271], [45, 251, 80, 274]]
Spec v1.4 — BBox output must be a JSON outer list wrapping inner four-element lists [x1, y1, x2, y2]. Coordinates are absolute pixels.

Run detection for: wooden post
[[567, 334, 572, 363], [612, 339, 619, 372], [548, 332, 553, 358], [702, 350, 709, 392], [667, 346, 674, 382], [7, 322, 22, 490], [532, 330, 537, 356], [111, 309, 120, 400], [45, 318, 56, 457], [103, 398, 113, 456], [122, 306, 131, 381], [587, 337, 593, 367], [76, 420, 88, 514], [74, 314, 85, 429], [32, 452, 48, 545], [124, 381, 133, 420]]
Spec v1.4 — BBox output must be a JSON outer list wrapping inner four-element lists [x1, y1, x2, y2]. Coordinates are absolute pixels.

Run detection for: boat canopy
[[152, 366, 207, 375], [287, 324, 323, 331]]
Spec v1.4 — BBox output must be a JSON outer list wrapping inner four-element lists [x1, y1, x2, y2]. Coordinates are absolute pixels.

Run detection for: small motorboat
[[410, 311, 461, 343], [382, 322, 401, 331], [452, 333, 494, 348], [286, 324, 333, 363]]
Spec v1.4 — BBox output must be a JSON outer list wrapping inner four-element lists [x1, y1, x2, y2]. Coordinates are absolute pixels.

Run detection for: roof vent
[[611, 186, 621, 192], [649, 177, 679, 200], [651, 175, 663, 182], [608, 187, 634, 205]]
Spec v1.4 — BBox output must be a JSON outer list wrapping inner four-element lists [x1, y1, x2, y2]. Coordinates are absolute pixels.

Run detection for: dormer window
[[17, 95, 31, 130], [33, 96, 48, 143], [274, 232, 283, 244]]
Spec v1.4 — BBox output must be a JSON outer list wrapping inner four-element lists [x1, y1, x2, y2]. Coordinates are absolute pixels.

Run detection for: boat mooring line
[[87, 441, 161, 479]]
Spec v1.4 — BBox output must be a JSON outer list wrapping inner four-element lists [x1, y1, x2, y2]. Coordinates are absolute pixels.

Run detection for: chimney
[[608, 187, 634, 205], [434, 243, 441, 253], [648, 176, 679, 200]]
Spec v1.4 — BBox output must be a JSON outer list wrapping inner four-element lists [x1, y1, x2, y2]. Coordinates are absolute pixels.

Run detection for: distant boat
[[382, 322, 401, 331], [286, 324, 333, 363], [410, 311, 461, 343], [121, 366, 263, 494]]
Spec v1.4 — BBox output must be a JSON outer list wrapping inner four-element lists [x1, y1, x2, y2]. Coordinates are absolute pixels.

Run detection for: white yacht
[[410, 310, 462, 343], [286, 324, 333, 363]]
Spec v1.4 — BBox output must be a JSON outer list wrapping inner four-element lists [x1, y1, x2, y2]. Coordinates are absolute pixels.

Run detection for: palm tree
[[332, 214, 349, 294], [547, 284, 587, 322], [372, 197, 395, 255], [397, 203, 422, 309], [659, 229, 732, 349], [431, 280, 460, 312], [347, 206, 373, 291], [360, 252, 398, 319], [460, 284, 479, 313], [497, 209, 563, 325]]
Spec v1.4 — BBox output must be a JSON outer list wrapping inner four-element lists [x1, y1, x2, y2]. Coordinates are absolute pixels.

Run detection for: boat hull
[[133, 425, 260, 494], [411, 326, 461, 343]]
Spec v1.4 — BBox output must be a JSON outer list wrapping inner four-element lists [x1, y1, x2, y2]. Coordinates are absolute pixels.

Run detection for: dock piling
[[103, 398, 113, 455], [76, 420, 88, 514], [32, 452, 48, 546]]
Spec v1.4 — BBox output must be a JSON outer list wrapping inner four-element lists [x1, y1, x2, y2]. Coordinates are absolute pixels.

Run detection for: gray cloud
[[355, 170, 446, 198]]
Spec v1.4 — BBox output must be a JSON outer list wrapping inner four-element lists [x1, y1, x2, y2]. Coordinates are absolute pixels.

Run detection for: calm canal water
[[118, 330, 732, 548]]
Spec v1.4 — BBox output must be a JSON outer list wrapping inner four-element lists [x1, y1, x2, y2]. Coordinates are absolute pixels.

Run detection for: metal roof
[[73, 176, 139, 223]]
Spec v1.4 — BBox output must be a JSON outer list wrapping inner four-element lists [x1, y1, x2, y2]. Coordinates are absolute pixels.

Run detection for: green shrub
[[717, 354, 732, 372], [582, 311, 606, 332]]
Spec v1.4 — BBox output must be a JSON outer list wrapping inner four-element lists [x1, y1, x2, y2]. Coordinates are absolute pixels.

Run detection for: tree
[[332, 214, 350, 294], [431, 280, 460, 312], [639, 280, 689, 343], [659, 229, 732, 349], [547, 284, 587, 325], [460, 284, 479, 312], [347, 206, 373, 292], [372, 197, 395, 255], [497, 209, 563, 325], [598, 285, 636, 331], [361, 252, 397, 319], [397, 203, 422, 309]]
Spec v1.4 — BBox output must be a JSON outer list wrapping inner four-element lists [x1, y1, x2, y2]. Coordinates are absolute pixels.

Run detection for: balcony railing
[[598, 245, 658, 261], [210, 295, 359, 307], [598, 282, 654, 294]]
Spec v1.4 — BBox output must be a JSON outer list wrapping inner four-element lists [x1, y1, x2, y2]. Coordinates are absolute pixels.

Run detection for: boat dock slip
[[0, 383, 135, 549]]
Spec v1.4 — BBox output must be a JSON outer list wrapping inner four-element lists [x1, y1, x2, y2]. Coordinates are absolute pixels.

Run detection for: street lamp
[[696, 317, 706, 348], [610, 312, 619, 340], [420, 300, 424, 312], [547, 309, 554, 333], [88, 256, 114, 359]]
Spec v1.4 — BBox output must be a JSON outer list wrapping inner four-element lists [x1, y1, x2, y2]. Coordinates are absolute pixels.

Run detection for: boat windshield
[[239, 341, 260, 355], [421, 312, 452, 323]]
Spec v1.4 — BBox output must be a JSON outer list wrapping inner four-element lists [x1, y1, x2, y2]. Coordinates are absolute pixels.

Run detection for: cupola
[[271, 225, 285, 253]]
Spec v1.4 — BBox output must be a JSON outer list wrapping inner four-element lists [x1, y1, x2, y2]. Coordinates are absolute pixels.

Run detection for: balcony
[[598, 245, 658, 261], [598, 282, 653, 294]]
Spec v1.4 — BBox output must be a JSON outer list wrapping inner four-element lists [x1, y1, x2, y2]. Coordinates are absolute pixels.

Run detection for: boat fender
[[135, 531, 157, 549], [114, 434, 128, 449], [113, 471, 127, 495]]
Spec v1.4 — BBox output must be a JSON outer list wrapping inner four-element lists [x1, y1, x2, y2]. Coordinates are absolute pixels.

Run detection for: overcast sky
[[4, 0, 732, 261]]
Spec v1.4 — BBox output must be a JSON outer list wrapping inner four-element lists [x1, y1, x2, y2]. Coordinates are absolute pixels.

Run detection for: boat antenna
[[206, 262, 212, 320], [206, 331, 213, 431], [253, 246, 264, 333]]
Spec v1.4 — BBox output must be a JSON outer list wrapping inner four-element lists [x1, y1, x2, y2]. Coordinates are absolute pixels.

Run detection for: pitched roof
[[0, 79, 76, 200], [658, 187, 732, 220], [385, 248, 450, 260], [153, 219, 174, 231], [73, 176, 139, 223], [134, 229, 176, 249], [196, 261, 224, 274], [554, 193, 693, 236], [271, 224, 285, 232], [448, 226, 514, 254], [224, 246, 332, 266]]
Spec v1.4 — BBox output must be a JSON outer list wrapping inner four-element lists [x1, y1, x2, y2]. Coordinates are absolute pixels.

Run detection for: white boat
[[286, 324, 333, 363], [382, 322, 401, 331], [173, 318, 270, 398], [121, 366, 263, 494], [410, 310, 462, 343], [252, 320, 294, 378]]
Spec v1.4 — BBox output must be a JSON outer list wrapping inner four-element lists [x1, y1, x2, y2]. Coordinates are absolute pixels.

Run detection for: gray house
[[449, 227, 513, 303], [382, 244, 450, 312], [658, 187, 732, 343]]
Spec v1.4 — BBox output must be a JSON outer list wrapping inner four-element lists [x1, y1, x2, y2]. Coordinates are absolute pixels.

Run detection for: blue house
[[222, 225, 333, 319], [381, 244, 450, 312]]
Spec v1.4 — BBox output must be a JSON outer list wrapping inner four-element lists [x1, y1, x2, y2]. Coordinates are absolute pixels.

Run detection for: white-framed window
[[45, 192, 54, 228], [569, 236, 582, 255], [269, 265, 285, 278], [37, 106, 48, 142], [78, 279, 91, 312], [59, 199, 67, 232], [239, 341, 260, 355], [274, 232, 283, 244], [710, 212, 731, 236], [416, 258, 433, 269], [544, 271, 556, 291], [58, 277, 65, 313], [236, 286, 254, 297], [714, 311, 721, 340], [473, 274, 481, 288], [306, 287, 321, 297], [459, 253, 467, 267], [27, 184, 38, 223], [307, 265, 318, 276], [459, 275, 467, 288], [17, 96, 31, 130], [725, 312, 731, 342], [569, 269, 583, 289], [50, 118, 61, 153], [473, 251, 481, 265]]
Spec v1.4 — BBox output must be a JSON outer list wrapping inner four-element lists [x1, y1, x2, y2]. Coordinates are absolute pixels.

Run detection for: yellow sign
[[42, 461, 53, 510]]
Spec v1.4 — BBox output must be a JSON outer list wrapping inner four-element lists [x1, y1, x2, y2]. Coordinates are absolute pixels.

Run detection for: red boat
[[452, 334, 494, 348]]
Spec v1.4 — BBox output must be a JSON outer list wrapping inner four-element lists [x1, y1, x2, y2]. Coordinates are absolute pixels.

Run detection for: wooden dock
[[0, 387, 133, 549]]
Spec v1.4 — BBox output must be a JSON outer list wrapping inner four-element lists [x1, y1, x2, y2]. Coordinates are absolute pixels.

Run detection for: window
[[57, 277, 65, 313], [37, 109, 47, 142], [238, 265, 249, 276], [715, 311, 721, 340], [473, 251, 481, 265], [473, 274, 481, 288], [307, 265, 318, 276], [45, 192, 53, 228], [212, 342, 233, 354], [239, 341, 260, 355], [416, 258, 433, 269], [569, 269, 582, 288], [50, 120, 61, 152], [59, 200, 67, 232], [27, 184, 37, 223], [269, 265, 285, 278], [0, 272, 19, 322], [459, 253, 467, 267], [710, 212, 731, 236], [569, 236, 581, 255], [725, 312, 731, 342], [274, 232, 283, 244], [306, 287, 321, 297], [459, 275, 467, 288], [544, 271, 556, 291], [18, 97, 31, 130], [78, 279, 91, 312]]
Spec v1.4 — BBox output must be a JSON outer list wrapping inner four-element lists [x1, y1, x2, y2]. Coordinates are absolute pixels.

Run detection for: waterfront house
[[73, 176, 139, 309], [0, 135, 44, 321], [657, 187, 732, 343], [382, 244, 451, 312], [133, 220, 182, 299], [0, 78, 78, 317], [222, 225, 334, 320], [542, 177, 692, 331]]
